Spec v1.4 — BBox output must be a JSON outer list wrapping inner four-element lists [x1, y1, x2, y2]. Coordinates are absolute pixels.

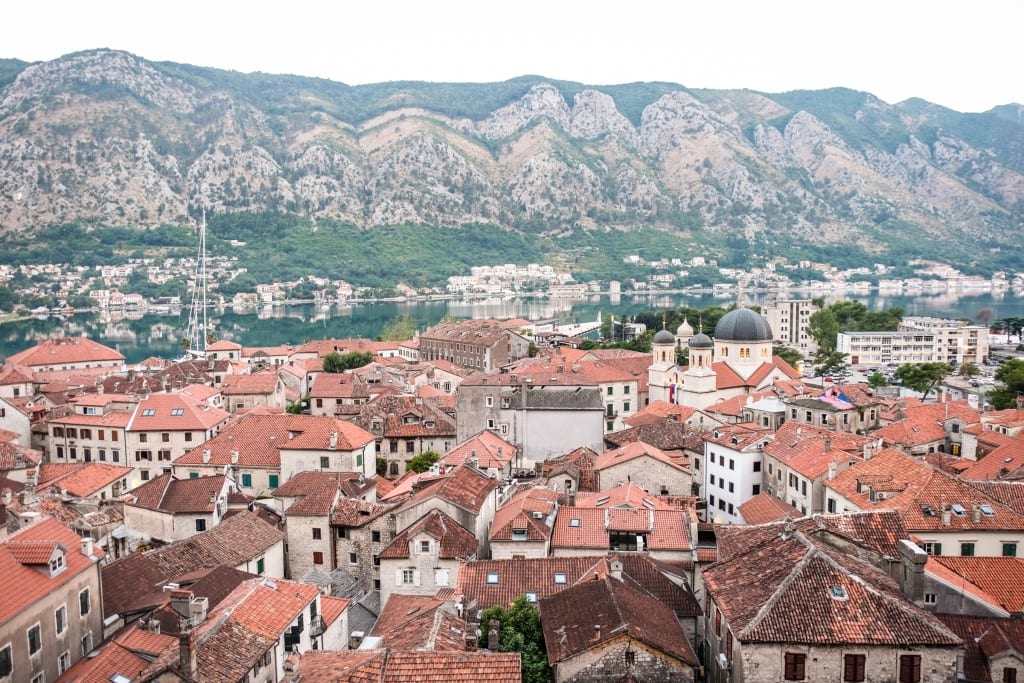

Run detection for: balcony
[[309, 614, 325, 637]]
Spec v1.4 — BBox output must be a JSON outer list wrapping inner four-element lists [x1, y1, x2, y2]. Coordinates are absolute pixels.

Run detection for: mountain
[[0, 49, 1022, 277]]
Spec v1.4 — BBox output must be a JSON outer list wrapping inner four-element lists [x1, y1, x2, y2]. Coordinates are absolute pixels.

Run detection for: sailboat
[[181, 210, 210, 360]]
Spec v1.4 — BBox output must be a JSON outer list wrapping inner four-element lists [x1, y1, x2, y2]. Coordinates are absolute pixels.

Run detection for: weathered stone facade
[[332, 513, 397, 592], [552, 635, 695, 683]]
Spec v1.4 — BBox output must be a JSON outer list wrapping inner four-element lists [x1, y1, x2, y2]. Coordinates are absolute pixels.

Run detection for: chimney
[[329, 431, 338, 450], [488, 619, 500, 651], [973, 505, 982, 524], [863, 443, 874, 460], [828, 461, 837, 481], [349, 631, 364, 649], [170, 590, 195, 620], [897, 539, 928, 604], [178, 628, 199, 683], [202, 449, 211, 464], [823, 437, 832, 453], [81, 537, 94, 558], [230, 449, 239, 465], [941, 507, 952, 526], [610, 559, 623, 581], [1, 489, 10, 505]]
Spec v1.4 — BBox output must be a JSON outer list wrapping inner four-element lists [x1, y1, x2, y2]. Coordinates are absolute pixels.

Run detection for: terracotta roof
[[0, 441, 42, 470], [594, 440, 689, 473], [541, 446, 599, 492], [827, 447, 1024, 532], [927, 556, 1024, 614], [0, 516, 103, 625], [7, 336, 124, 368], [379, 509, 478, 560], [126, 392, 230, 432], [206, 339, 243, 351], [398, 465, 499, 515], [965, 480, 1024, 515], [738, 493, 800, 524], [704, 391, 778, 418], [937, 614, 1013, 682], [763, 422, 875, 480], [490, 487, 559, 542], [704, 422, 772, 449], [127, 474, 226, 513], [331, 497, 396, 527], [0, 362, 34, 385], [704, 524, 960, 646], [370, 594, 471, 651], [174, 413, 291, 468], [37, 462, 133, 497], [573, 483, 677, 510], [220, 370, 279, 395], [540, 574, 699, 666], [961, 437, 1024, 480], [551, 507, 691, 552], [442, 430, 517, 470], [100, 511, 282, 617], [291, 650, 521, 682], [875, 400, 981, 449], [606, 420, 705, 454], [457, 554, 700, 618], [218, 576, 319, 639], [624, 400, 697, 426], [55, 622, 178, 683]]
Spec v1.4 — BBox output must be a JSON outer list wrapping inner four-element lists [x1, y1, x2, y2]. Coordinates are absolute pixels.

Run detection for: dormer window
[[50, 549, 66, 576], [486, 572, 499, 585], [512, 528, 528, 541], [554, 573, 567, 585]]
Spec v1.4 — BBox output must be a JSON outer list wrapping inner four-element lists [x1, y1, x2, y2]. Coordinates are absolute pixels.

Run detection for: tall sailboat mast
[[185, 209, 209, 358]]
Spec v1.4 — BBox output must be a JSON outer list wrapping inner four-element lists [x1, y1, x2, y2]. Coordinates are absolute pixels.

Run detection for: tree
[[772, 345, 804, 368], [894, 362, 949, 400], [815, 350, 849, 376], [376, 456, 388, 477], [867, 371, 889, 389], [807, 309, 840, 352], [988, 359, 1024, 409], [959, 362, 981, 379], [478, 596, 552, 683], [406, 451, 440, 473], [322, 350, 374, 373]]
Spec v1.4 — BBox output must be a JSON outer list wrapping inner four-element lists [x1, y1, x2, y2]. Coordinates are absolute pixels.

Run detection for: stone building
[[417, 319, 531, 372], [331, 498, 397, 593]]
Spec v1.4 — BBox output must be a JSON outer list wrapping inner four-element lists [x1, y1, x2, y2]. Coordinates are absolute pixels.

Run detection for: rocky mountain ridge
[[0, 49, 1022, 268]]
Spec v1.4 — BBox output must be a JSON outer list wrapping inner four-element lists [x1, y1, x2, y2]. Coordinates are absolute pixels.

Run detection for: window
[[242, 473, 252, 487], [56, 604, 67, 634], [313, 551, 324, 565], [312, 527, 322, 540], [171, 408, 184, 416], [419, 540, 432, 553], [923, 542, 942, 555], [753, 461, 761, 472], [752, 484, 761, 495], [58, 649, 71, 675], [142, 408, 155, 416], [372, 530, 381, 543], [349, 552, 358, 564], [554, 573, 567, 585], [257, 557, 265, 575], [899, 654, 922, 683], [402, 569, 415, 584], [269, 475, 279, 488], [710, 474, 716, 486], [784, 652, 806, 681], [28, 623, 41, 655], [161, 432, 170, 442], [924, 593, 937, 605], [844, 653, 866, 682], [714, 609, 721, 636], [607, 386, 613, 396], [728, 459, 735, 470], [195, 519, 207, 532], [961, 542, 976, 557], [139, 433, 148, 442], [485, 396, 494, 407], [80, 588, 90, 616], [373, 555, 380, 566], [623, 402, 630, 412], [728, 482, 734, 493], [1004, 543, 1018, 557], [185, 432, 193, 442], [0, 643, 13, 676], [1005, 669, 1018, 683], [80, 631, 93, 656]]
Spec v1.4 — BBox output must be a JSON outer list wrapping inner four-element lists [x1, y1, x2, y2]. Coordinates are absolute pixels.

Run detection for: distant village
[[1, 251, 1021, 317], [3, 305, 1024, 682]]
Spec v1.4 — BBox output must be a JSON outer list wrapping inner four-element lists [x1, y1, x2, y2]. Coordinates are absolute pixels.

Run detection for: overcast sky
[[5, 1, 1021, 113]]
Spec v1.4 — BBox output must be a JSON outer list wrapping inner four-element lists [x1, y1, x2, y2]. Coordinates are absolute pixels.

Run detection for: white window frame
[[55, 603, 67, 636]]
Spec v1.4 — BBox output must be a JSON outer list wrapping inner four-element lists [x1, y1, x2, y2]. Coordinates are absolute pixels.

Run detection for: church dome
[[688, 333, 714, 349], [676, 318, 694, 336], [653, 329, 676, 344], [714, 308, 774, 342]]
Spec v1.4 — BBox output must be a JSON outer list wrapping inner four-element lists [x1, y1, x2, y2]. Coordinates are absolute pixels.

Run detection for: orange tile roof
[[216, 577, 319, 639], [294, 650, 521, 682], [738, 493, 800, 524], [0, 516, 103, 625], [490, 487, 559, 542], [704, 524, 960, 646], [625, 400, 697, 426], [573, 483, 676, 510], [127, 474, 226, 513], [38, 462, 133, 497], [321, 594, 350, 627], [961, 437, 1024, 479], [127, 392, 230, 432], [379, 509, 478, 560], [827, 447, 1024, 531], [220, 370, 279, 395], [763, 422, 875, 480], [55, 623, 177, 683], [551, 507, 691, 551], [7, 336, 124, 368], [397, 465, 499, 515], [174, 413, 293, 468], [442, 430, 517, 470], [927, 556, 1024, 614], [594, 440, 689, 472]]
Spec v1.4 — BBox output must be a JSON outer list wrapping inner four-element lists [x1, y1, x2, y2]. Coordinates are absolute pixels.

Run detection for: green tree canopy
[[406, 451, 440, 473], [867, 371, 889, 389], [479, 596, 552, 683], [773, 345, 804, 368], [988, 359, 1024, 409], [815, 350, 849, 375], [322, 350, 374, 373], [379, 313, 417, 341], [894, 362, 950, 400], [959, 362, 981, 379]]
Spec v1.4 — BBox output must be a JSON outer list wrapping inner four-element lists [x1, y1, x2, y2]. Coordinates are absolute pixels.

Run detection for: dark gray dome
[[653, 329, 676, 344], [688, 333, 714, 349], [714, 308, 773, 342]]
